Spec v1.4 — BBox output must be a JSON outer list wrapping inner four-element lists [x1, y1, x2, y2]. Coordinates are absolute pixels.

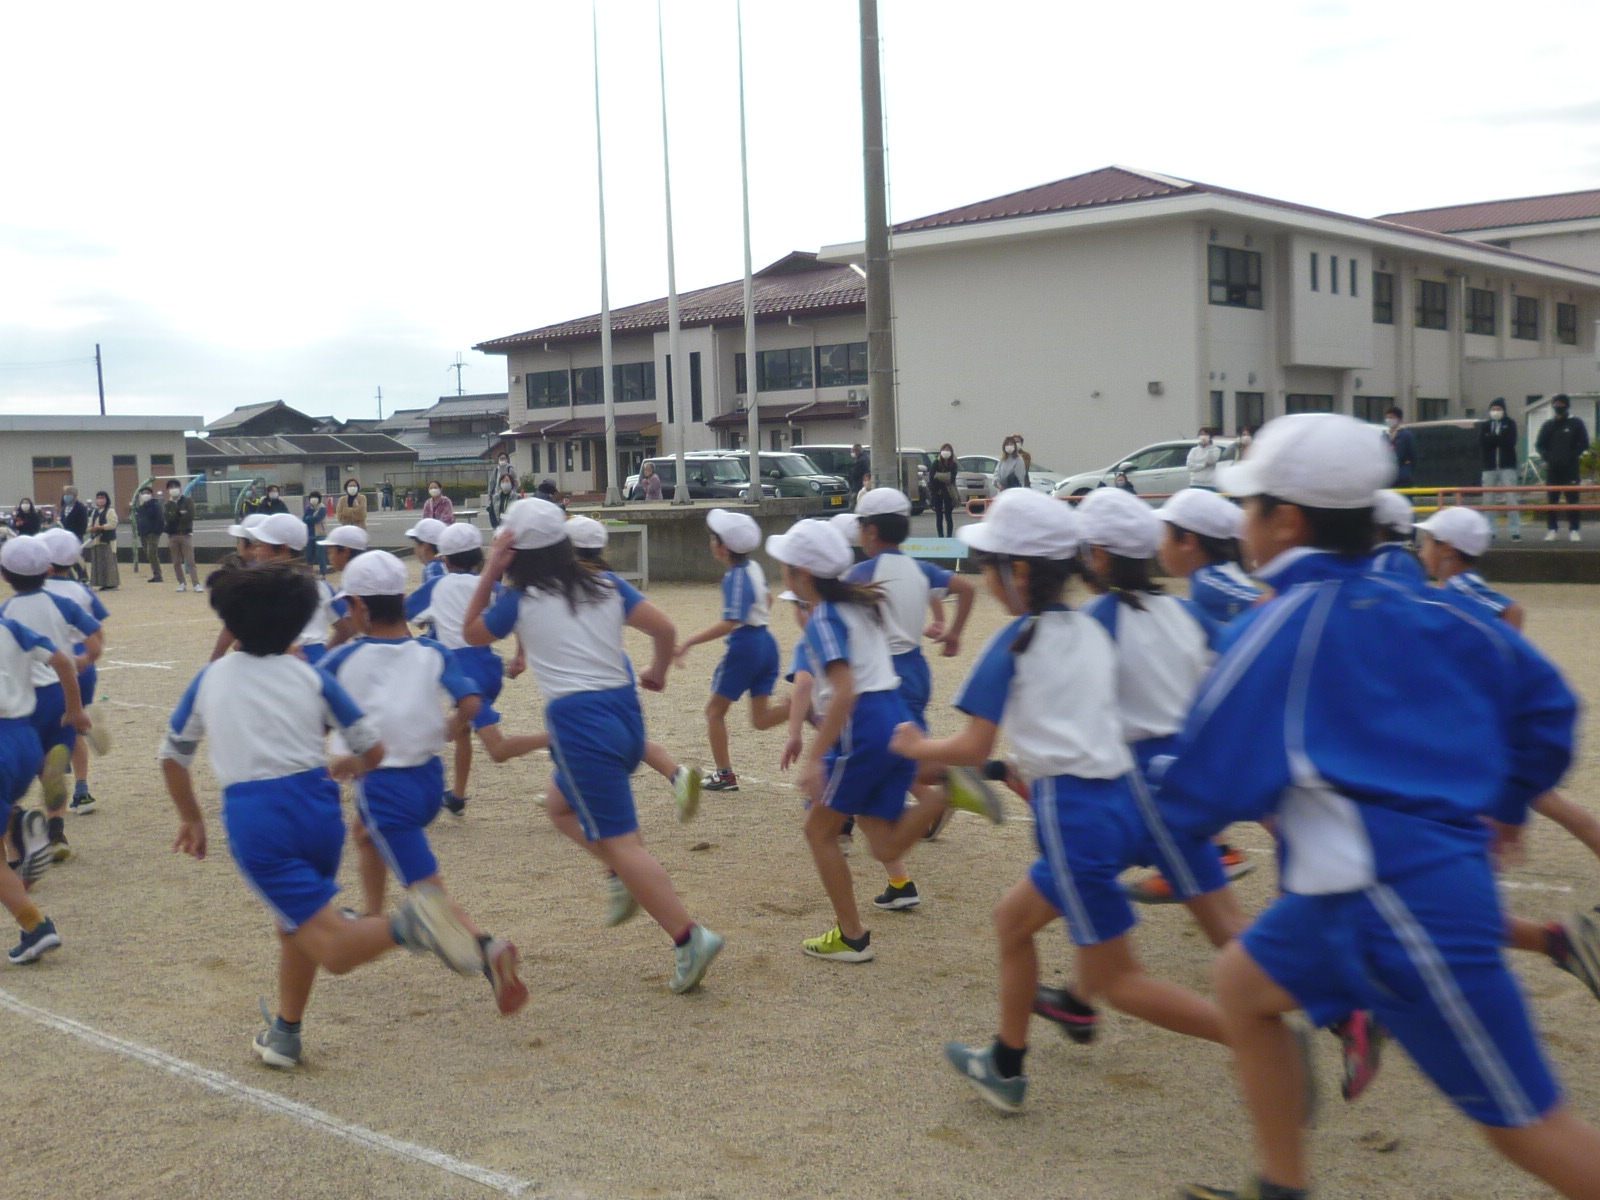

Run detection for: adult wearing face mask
[[1383, 406, 1416, 487], [487, 474, 518, 527], [303, 491, 328, 576], [421, 479, 455, 525], [336, 477, 368, 529], [11, 497, 42, 536], [993, 437, 1029, 491], [163, 478, 200, 592], [256, 485, 288, 515], [1185, 426, 1221, 489], [58, 485, 89, 579], [134, 486, 166, 581], [928, 443, 960, 536], [86, 491, 120, 590], [1478, 398, 1522, 541], [1536, 393, 1591, 542]]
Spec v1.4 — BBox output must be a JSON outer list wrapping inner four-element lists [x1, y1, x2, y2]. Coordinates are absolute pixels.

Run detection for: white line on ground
[[99, 659, 176, 671], [104, 699, 170, 712], [1500, 880, 1574, 894], [0, 989, 542, 1197]]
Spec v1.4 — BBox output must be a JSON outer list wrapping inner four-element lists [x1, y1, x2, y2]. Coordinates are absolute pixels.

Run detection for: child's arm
[[924, 593, 946, 643], [79, 627, 104, 671], [1533, 791, 1600, 864], [799, 662, 854, 801], [673, 619, 738, 664], [889, 715, 998, 767], [507, 634, 528, 679], [625, 600, 676, 692], [934, 574, 977, 657], [48, 649, 91, 733], [162, 759, 207, 860], [1503, 601, 1526, 632], [781, 671, 815, 771], [463, 527, 514, 646]]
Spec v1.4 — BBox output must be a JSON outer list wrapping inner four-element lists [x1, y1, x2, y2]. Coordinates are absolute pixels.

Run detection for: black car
[[624, 454, 773, 501]]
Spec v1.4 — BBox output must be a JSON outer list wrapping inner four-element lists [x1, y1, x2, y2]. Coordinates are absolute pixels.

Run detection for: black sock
[[840, 929, 870, 952], [46, 816, 64, 838], [674, 925, 694, 948], [991, 1037, 1026, 1079], [982, 759, 1009, 781]]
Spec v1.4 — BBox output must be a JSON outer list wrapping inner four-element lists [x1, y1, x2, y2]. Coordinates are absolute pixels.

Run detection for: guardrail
[[966, 484, 1600, 518]]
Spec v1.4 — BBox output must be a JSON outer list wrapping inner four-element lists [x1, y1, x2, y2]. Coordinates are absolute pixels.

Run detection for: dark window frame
[[1349, 259, 1359, 298], [613, 361, 655, 402], [1310, 252, 1320, 292], [526, 369, 570, 409], [1330, 255, 1339, 295], [1285, 393, 1336, 414], [1372, 271, 1395, 324], [1207, 245, 1263, 309], [1466, 287, 1496, 336], [1353, 395, 1394, 424], [816, 342, 869, 388], [572, 366, 603, 406], [1512, 295, 1540, 341], [1415, 279, 1448, 330], [1235, 391, 1265, 430], [1209, 390, 1225, 433], [1556, 301, 1579, 346], [1419, 397, 1450, 421]]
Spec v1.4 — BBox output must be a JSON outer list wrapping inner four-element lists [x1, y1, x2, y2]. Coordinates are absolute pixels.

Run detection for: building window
[[526, 370, 569, 408], [32, 456, 71, 469], [816, 342, 868, 388], [1207, 245, 1263, 309], [1466, 288, 1496, 336], [1419, 397, 1449, 421], [546, 442, 557, 473], [759, 348, 813, 391], [1415, 280, 1447, 330], [563, 441, 575, 471], [769, 429, 784, 451], [151, 454, 174, 469], [1309, 252, 1319, 292], [1235, 391, 1265, 430], [1372, 271, 1394, 324], [664, 352, 705, 424], [1513, 295, 1539, 341], [1557, 301, 1579, 345], [572, 366, 602, 406], [1330, 256, 1339, 294], [613, 361, 655, 402], [1353, 395, 1393, 424], [581, 440, 592, 471], [1209, 390, 1225, 432], [1285, 394, 1335, 414], [1349, 259, 1359, 298]]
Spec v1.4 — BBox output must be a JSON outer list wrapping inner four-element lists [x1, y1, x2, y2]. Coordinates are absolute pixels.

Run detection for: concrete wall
[[1285, 233, 1373, 368], [570, 497, 831, 583], [1504, 229, 1600, 274], [0, 428, 190, 511]]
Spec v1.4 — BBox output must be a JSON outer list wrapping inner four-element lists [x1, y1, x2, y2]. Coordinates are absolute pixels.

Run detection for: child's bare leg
[[749, 694, 790, 732], [288, 905, 398, 976], [1183, 885, 1251, 948], [1078, 932, 1226, 1044], [856, 802, 948, 865], [275, 929, 318, 1023], [353, 820, 387, 916], [804, 804, 863, 938], [996, 880, 1060, 1048], [1534, 791, 1600, 862], [0, 861, 37, 921], [1507, 914, 1553, 955], [591, 833, 692, 938], [705, 695, 733, 772], [477, 722, 548, 764], [1482, 1107, 1600, 1200], [71, 739, 89, 793], [451, 729, 472, 797], [642, 740, 679, 781], [545, 786, 601, 857]]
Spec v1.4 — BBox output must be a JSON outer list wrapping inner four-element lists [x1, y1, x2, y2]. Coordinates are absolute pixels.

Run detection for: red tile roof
[[1377, 189, 1600, 234], [476, 252, 863, 351]]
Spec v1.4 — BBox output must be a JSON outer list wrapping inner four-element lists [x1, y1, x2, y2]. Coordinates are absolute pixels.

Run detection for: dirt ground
[[3, 567, 1598, 1200]]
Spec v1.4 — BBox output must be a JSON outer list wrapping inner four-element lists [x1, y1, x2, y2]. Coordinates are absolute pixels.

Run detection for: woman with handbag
[[86, 491, 121, 590], [928, 444, 960, 537]]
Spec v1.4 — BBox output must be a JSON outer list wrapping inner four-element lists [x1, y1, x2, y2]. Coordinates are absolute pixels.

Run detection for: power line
[[0, 357, 97, 370]]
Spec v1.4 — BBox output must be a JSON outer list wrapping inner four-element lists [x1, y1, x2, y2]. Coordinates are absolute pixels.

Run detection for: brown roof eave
[[476, 302, 867, 352]]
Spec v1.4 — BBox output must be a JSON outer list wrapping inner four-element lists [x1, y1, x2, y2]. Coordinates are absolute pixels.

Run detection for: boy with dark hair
[[1416, 505, 1526, 630]]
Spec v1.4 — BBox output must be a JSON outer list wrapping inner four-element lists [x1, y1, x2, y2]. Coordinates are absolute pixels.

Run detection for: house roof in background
[[204, 400, 316, 432], [423, 394, 508, 421], [506, 412, 660, 439], [186, 432, 418, 461], [1377, 188, 1600, 234]]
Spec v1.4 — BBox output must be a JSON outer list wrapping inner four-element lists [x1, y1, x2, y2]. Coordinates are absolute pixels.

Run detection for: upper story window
[[736, 348, 814, 392], [1415, 280, 1447, 330], [572, 366, 602, 406], [1349, 259, 1359, 297], [1466, 288, 1496, 336], [1513, 295, 1540, 341], [1309, 252, 1320, 292], [816, 342, 868, 388], [1372, 272, 1394, 324], [1557, 301, 1579, 346], [1330, 256, 1339, 294], [1208, 245, 1262, 309], [526, 370, 569, 408]]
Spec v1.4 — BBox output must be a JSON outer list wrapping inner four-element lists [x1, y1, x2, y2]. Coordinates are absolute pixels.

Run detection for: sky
[[3, 0, 1598, 426]]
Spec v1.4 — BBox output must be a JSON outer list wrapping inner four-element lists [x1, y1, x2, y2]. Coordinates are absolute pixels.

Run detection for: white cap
[[958, 488, 1079, 560], [1157, 488, 1242, 541], [1, 535, 52, 576], [855, 487, 912, 518], [250, 512, 308, 551], [1218, 413, 1395, 509], [1372, 489, 1415, 536], [829, 511, 862, 546], [227, 512, 269, 539], [765, 519, 855, 579], [1417, 506, 1490, 558], [778, 589, 804, 603], [707, 508, 762, 554], [564, 515, 609, 551], [404, 517, 446, 545], [501, 498, 568, 550], [319, 525, 369, 551], [38, 527, 83, 566], [436, 523, 483, 557], [335, 550, 409, 598], [1077, 486, 1163, 559]]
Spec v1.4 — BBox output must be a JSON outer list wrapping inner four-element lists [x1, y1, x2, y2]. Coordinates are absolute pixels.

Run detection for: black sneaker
[[70, 790, 97, 814], [1182, 1181, 1308, 1200], [873, 880, 921, 911], [703, 770, 740, 793], [1032, 984, 1099, 1044], [8, 918, 62, 965], [1549, 910, 1600, 1005], [442, 791, 466, 817], [48, 820, 71, 864]]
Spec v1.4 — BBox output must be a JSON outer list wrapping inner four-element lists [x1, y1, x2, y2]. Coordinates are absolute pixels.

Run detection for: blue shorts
[[0, 718, 43, 809], [892, 648, 931, 727], [78, 662, 97, 707], [712, 627, 779, 701], [547, 686, 646, 842], [299, 642, 328, 667], [454, 646, 504, 730], [356, 758, 444, 887], [1243, 858, 1560, 1128], [821, 690, 917, 821], [222, 768, 345, 933], [29, 682, 76, 759]]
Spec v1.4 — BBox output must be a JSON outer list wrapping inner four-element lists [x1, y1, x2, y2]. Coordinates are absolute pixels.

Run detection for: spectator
[[993, 437, 1029, 491], [257, 485, 288, 515], [1383, 406, 1416, 486], [85, 491, 120, 590], [847, 444, 871, 497], [381, 481, 394, 511], [1011, 433, 1033, 475], [1536, 393, 1591, 542], [235, 486, 259, 521], [134, 486, 165, 582], [163, 478, 201, 592], [1113, 470, 1137, 494], [535, 478, 566, 511], [10, 497, 41, 536], [487, 474, 518, 527], [1478, 398, 1522, 542], [1235, 426, 1256, 458], [58, 485, 88, 579], [636, 461, 664, 503], [421, 479, 455, 525], [928, 443, 959, 537], [1186, 427, 1222, 489], [335, 477, 368, 529], [303, 491, 328, 577]]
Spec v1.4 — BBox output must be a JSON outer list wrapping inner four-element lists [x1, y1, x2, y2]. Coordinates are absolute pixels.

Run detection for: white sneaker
[[194, 584, 206, 594], [1544, 531, 1559, 542], [175, 583, 187, 592], [604, 873, 639, 927], [1571, 530, 1583, 543]]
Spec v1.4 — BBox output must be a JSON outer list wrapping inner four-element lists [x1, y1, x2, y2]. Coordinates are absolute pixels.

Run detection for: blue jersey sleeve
[[405, 576, 440, 621], [87, 592, 110, 621], [951, 618, 1025, 725], [52, 592, 101, 638], [317, 668, 382, 755], [331, 596, 350, 619], [721, 566, 754, 623], [159, 666, 210, 767], [803, 604, 850, 668], [1485, 627, 1578, 826], [604, 573, 644, 617], [844, 559, 875, 586], [785, 641, 810, 682], [1, 616, 55, 658], [425, 639, 482, 704], [482, 587, 522, 639], [917, 559, 954, 591], [1176, 597, 1223, 652]]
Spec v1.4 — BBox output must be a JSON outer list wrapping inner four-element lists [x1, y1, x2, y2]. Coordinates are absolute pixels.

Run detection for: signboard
[[901, 537, 966, 560]]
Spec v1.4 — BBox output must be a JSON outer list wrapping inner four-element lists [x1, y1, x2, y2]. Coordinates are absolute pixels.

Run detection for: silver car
[[957, 454, 1063, 500], [1052, 438, 1238, 499]]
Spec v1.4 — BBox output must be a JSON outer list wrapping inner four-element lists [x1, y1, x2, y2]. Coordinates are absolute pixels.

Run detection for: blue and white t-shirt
[[422, 557, 446, 585], [845, 549, 952, 656], [1370, 544, 1426, 585], [953, 608, 1131, 782], [798, 600, 899, 716], [0, 591, 100, 687], [0, 618, 56, 718], [408, 572, 500, 651], [1446, 571, 1515, 618], [1189, 562, 1262, 624], [481, 572, 644, 701], [1082, 592, 1218, 743], [44, 575, 109, 658], [320, 636, 481, 766], [296, 578, 340, 648], [721, 560, 771, 631]]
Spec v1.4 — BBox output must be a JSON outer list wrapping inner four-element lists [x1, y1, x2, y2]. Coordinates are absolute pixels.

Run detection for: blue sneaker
[[944, 1041, 1026, 1112], [8, 918, 62, 965]]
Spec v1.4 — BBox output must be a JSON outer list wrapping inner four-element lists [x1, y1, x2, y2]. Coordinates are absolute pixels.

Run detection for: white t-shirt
[[1082, 592, 1217, 742], [320, 636, 480, 766], [0, 617, 57, 718], [845, 551, 953, 657], [482, 573, 644, 701], [798, 599, 900, 716], [0, 591, 100, 686]]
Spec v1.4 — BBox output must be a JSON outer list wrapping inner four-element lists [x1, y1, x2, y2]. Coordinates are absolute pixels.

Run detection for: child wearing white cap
[[1370, 489, 1426, 583], [406, 517, 448, 585], [319, 551, 527, 1018], [888, 488, 1228, 1112], [39, 527, 111, 817], [210, 513, 339, 666], [672, 509, 788, 792], [461, 499, 724, 994], [1155, 487, 1263, 623], [1416, 506, 1525, 630]]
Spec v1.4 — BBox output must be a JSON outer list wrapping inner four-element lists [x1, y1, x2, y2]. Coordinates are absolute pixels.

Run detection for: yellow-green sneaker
[[801, 925, 874, 963], [40, 744, 70, 812], [672, 766, 702, 824], [945, 766, 1004, 824]]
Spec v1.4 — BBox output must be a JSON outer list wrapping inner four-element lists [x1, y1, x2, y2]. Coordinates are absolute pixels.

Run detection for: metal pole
[[595, 0, 621, 505], [737, 0, 760, 509], [860, 0, 897, 491], [658, 0, 690, 503], [95, 344, 105, 415]]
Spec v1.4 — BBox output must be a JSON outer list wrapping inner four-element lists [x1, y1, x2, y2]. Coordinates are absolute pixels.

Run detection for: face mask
[[500, 481, 512, 492], [1490, 410, 1504, 420], [429, 487, 441, 497], [168, 488, 180, 498], [1240, 434, 1251, 445], [139, 493, 151, 503], [20, 503, 31, 512], [1003, 444, 1015, 455], [498, 458, 509, 467], [268, 491, 279, 499], [347, 486, 359, 496], [940, 450, 952, 459], [63, 493, 75, 503], [1386, 418, 1399, 429], [1199, 436, 1211, 446]]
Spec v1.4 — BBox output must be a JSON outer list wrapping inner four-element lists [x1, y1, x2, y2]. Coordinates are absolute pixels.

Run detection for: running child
[[1370, 489, 1426, 582], [318, 524, 367, 650], [407, 517, 448, 584], [461, 498, 723, 992], [1154, 487, 1262, 623], [1416, 505, 1525, 629], [673, 509, 787, 792], [160, 561, 499, 1069], [319, 550, 527, 1015], [888, 488, 1228, 1111], [39, 528, 111, 816]]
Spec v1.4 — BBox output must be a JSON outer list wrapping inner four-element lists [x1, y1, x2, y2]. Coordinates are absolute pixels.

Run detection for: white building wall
[[0, 426, 192, 511], [1285, 234, 1373, 369], [1501, 229, 1600, 274]]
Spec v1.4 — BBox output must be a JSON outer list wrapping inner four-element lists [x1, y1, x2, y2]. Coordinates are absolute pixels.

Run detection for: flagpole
[[658, 0, 690, 503], [737, 0, 760, 509], [594, 0, 620, 505]]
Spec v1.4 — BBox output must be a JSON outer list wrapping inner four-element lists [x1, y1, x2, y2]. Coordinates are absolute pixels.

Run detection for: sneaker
[[40, 744, 70, 811], [944, 765, 1004, 824], [252, 1001, 302, 1069], [604, 873, 639, 927], [49, 826, 70, 864], [1333, 1010, 1385, 1102], [873, 880, 922, 911], [7, 918, 61, 965], [943, 1041, 1026, 1113], [836, 832, 854, 856], [1571, 530, 1583, 543], [146, 575, 164, 583], [1123, 872, 1180, 905], [671, 766, 702, 824], [922, 806, 950, 840], [1181, 1182, 1309, 1200], [669, 924, 725, 993], [442, 791, 466, 817], [17, 810, 52, 887], [702, 769, 739, 793], [1544, 530, 1559, 542], [482, 937, 530, 1016], [175, 583, 188, 593], [1511, 532, 1522, 541], [801, 925, 874, 963], [1218, 843, 1256, 881], [1032, 984, 1099, 1045], [83, 705, 111, 756], [1549, 909, 1600, 1005], [391, 883, 484, 976], [193, 585, 206, 594], [70, 789, 98, 815]]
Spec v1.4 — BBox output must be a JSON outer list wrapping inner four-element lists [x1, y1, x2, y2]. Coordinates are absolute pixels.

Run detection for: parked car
[[705, 451, 851, 507], [789, 444, 932, 513], [956, 454, 1064, 500], [622, 453, 774, 501], [1052, 437, 1239, 498]]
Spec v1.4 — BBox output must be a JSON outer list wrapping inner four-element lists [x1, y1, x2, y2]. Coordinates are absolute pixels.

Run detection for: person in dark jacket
[[1536, 393, 1591, 540], [1478, 398, 1522, 541], [163, 478, 201, 592], [134, 486, 166, 580], [1382, 407, 1416, 486], [256, 486, 288, 515], [847, 444, 871, 498], [58, 485, 89, 579], [10, 497, 42, 535]]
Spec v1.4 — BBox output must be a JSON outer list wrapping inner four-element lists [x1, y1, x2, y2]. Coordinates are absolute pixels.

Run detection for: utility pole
[[594, 0, 621, 505], [737, 0, 761, 509], [449, 352, 466, 396], [375, 386, 384, 421], [658, 0, 690, 503], [860, 0, 897, 492], [95, 344, 105, 415]]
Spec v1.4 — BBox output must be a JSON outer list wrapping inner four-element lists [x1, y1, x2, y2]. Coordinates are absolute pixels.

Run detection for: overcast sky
[[3, 0, 1597, 425]]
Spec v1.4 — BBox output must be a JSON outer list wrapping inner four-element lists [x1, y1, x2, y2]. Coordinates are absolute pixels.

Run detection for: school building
[[0, 414, 201, 515]]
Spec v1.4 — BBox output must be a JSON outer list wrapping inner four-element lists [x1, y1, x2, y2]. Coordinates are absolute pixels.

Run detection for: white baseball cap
[[319, 525, 369, 551], [707, 508, 762, 555], [958, 488, 1079, 560], [1218, 413, 1395, 509], [227, 512, 269, 539], [38, 527, 83, 566], [829, 511, 862, 546], [1372, 489, 1416, 536], [855, 487, 912, 518], [1417, 506, 1490, 558], [501, 497, 568, 550], [564, 515, 609, 551], [1076, 486, 1163, 559], [1, 535, 52, 577], [250, 512, 309, 551], [436, 523, 483, 557], [335, 549, 409, 598], [1157, 488, 1243, 541], [765, 518, 855, 579], [404, 517, 446, 545]]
